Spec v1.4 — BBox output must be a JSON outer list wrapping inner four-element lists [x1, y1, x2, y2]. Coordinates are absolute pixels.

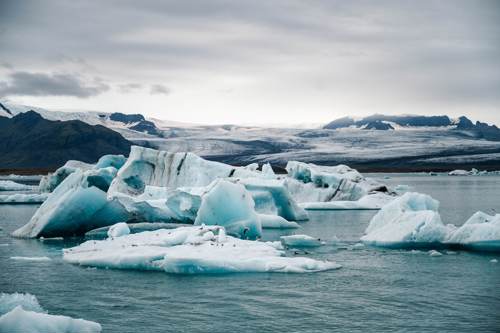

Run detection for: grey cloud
[[118, 83, 143, 93], [0, 71, 110, 98], [150, 84, 170, 95]]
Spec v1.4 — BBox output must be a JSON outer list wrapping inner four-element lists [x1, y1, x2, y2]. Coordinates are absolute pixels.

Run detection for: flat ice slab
[[0, 293, 101, 333], [0, 193, 49, 204], [63, 226, 340, 274], [280, 235, 323, 247]]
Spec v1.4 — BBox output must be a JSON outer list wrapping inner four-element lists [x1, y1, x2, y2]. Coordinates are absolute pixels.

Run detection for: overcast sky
[[1, 0, 499, 125]]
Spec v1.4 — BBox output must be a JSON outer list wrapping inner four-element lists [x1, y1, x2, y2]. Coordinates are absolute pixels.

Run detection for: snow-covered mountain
[[2, 101, 500, 172], [0, 101, 193, 139]]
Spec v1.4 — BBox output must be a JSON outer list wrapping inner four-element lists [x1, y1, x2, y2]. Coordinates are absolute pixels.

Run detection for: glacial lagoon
[[1, 174, 499, 332]]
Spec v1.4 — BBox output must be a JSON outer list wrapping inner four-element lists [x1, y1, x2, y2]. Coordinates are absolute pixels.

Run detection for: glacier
[[63, 225, 341, 274], [0, 293, 101, 333]]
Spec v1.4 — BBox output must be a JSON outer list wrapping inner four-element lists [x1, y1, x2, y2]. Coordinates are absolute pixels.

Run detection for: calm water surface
[[1, 174, 499, 332]]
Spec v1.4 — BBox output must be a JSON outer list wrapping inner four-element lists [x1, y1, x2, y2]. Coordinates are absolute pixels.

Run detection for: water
[[1, 174, 499, 332]]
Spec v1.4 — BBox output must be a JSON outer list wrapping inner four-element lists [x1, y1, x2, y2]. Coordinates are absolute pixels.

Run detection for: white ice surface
[[0, 180, 36, 191], [63, 226, 340, 274], [0, 193, 49, 204], [194, 180, 262, 239], [0, 293, 101, 333], [361, 192, 451, 247], [445, 211, 500, 251], [280, 235, 323, 247], [107, 222, 130, 238], [300, 193, 394, 210]]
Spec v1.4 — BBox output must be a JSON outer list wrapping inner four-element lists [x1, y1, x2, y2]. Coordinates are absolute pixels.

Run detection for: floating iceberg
[[280, 235, 323, 247], [445, 211, 500, 252], [85, 222, 191, 239], [13, 167, 128, 238], [361, 192, 451, 248], [10, 256, 51, 262], [0, 193, 49, 204], [284, 161, 389, 203], [194, 180, 262, 239], [0, 180, 36, 191], [0, 293, 101, 333], [63, 225, 340, 274], [259, 214, 299, 229], [237, 177, 308, 221], [38, 160, 94, 193], [300, 193, 394, 210]]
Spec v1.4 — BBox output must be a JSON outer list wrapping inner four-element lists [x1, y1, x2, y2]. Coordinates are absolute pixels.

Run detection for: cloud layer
[[0, 0, 499, 124]]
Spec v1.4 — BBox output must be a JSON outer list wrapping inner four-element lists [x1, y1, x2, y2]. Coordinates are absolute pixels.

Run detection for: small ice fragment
[[10, 256, 51, 262], [280, 235, 322, 247], [490, 259, 498, 263], [428, 250, 442, 257], [352, 243, 365, 249], [107, 222, 130, 238]]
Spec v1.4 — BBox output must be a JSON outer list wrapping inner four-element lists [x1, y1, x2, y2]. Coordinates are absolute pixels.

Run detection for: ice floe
[[0, 180, 36, 191], [0, 293, 101, 333], [0, 193, 49, 204], [63, 225, 340, 274], [280, 235, 323, 247], [300, 193, 394, 210], [10, 256, 51, 262]]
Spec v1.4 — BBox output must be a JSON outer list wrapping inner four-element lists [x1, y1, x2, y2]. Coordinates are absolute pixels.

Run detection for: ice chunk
[[107, 222, 130, 238], [194, 180, 262, 239], [259, 214, 299, 229], [491, 259, 498, 263], [237, 178, 308, 221], [108, 146, 269, 198], [448, 169, 471, 176], [0, 180, 36, 191], [0, 293, 43, 315], [0, 193, 49, 204], [445, 211, 500, 252], [63, 226, 340, 274], [85, 222, 192, 239], [13, 167, 128, 238], [300, 193, 394, 210], [361, 192, 450, 248], [0, 306, 102, 333], [39, 160, 94, 193], [0, 293, 101, 333], [280, 235, 323, 247], [93, 154, 126, 170], [428, 250, 443, 257], [10, 256, 51, 261]]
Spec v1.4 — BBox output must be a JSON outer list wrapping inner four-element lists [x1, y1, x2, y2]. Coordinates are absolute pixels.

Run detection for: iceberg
[[280, 235, 323, 247], [63, 225, 340, 274], [445, 211, 500, 252], [194, 180, 262, 239], [12, 167, 129, 238], [360, 192, 451, 248], [236, 177, 308, 221], [0, 193, 49, 204], [0, 180, 36, 191], [259, 214, 300, 229], [85, 222, 192, 239], [300, 193, 394, 210], [284, 161, 389, 204], [38, 160, 94, 193], [0, 293, 101, 333]]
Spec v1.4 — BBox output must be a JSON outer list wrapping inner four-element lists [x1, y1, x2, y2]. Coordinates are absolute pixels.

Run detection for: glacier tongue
[[63, 225, 341, 274]]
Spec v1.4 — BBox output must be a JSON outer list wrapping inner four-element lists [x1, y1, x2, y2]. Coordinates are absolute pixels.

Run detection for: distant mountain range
[[0, 109, 131, 170], [1, 101, 500, 172], [323, 115, 500, 141]]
